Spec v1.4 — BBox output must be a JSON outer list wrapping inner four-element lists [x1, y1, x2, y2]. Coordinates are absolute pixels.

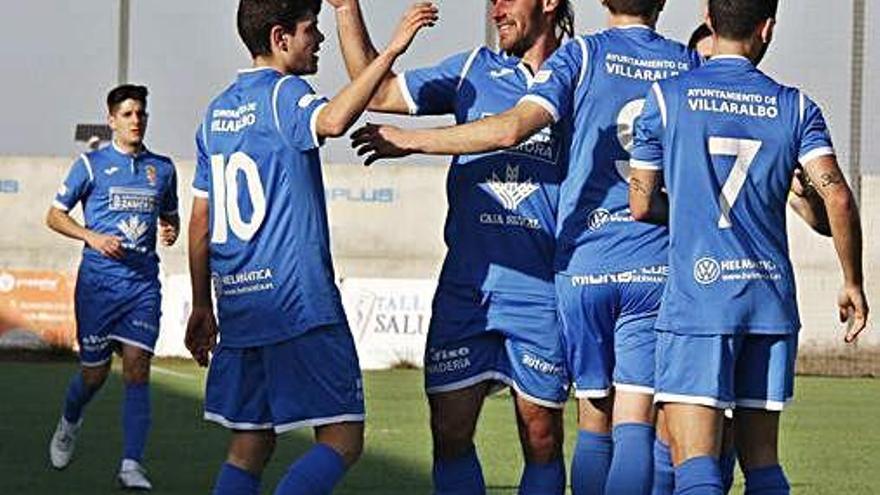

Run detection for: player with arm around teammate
[[47, 84, 180, 490], [629, 1, 868, 493], [183, 1, 435, 494], [331, 0, 575, 492], [351, 1, 701, 494]]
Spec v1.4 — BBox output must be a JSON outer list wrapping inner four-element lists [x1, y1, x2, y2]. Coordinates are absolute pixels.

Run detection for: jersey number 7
[[709, 137, 762, 229], [210, 152, 267, 243]]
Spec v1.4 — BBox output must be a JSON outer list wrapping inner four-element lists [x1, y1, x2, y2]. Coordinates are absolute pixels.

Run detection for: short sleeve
[[630, 83, 667, 171], [274, 76, 330, 151], [53, 155, 93, 211], [519, 37, 588, 123], [161, 165, 179, 215], [797, 92, 835, 165], [192, 124, 210, 199], [400, 49, 477, 116]]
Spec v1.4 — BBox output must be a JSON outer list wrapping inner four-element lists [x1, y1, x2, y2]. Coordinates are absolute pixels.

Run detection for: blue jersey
[[193, 67, 345, 347], [631, 55, 836, 335], [401, 47, 567, 297], [524, 26, 700, 275], [54, 144, 178, 280]]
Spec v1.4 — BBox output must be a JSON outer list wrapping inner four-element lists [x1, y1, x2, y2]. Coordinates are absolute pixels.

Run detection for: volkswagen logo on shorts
[[587, 209, 611, 231], [693, 257, 721, 285]]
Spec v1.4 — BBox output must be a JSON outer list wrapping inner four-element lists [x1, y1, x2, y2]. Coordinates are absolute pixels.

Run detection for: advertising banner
[[0, 269, 76, 349], [340, 278, 435, 370]]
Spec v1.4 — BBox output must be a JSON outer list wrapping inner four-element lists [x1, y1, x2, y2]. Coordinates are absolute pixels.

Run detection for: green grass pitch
[[0, 360, 877, 494]]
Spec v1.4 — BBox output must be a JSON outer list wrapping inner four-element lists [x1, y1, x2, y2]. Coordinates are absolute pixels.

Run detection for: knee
[[318, 424, 364, 468], [81, 366, 110, 390], [122, 353, 151, 385], [328, 435, 363, 468], [578, 397, 613, 434], [431, 414, 476, 459], [522, 417, 562, 463], [228, 432, 276, 475]]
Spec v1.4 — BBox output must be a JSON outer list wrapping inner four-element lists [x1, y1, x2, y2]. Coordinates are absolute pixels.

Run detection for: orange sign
[[0, 269, 76, 348]]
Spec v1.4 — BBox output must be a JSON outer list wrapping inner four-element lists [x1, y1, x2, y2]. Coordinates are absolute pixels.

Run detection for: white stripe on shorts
[[425, 370, 512, 395], [614, 382, 655, 395], [654, 392, 735, 410], [204, 411, 273, 431], [274, 413, 366, 434], [735, 398, 792, 412]]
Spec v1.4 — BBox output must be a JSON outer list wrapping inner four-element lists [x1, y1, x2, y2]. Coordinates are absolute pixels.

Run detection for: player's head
[[491, 0, 575, 57], [601, 0, 667, 24], [688, 22, 714, 58], [237, 0, 324, 75], [707, 0, 778, 63], [107, 84, 148, 148]]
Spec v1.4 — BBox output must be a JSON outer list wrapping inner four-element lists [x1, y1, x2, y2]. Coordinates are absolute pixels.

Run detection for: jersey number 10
[[210, 152, 267, 243]]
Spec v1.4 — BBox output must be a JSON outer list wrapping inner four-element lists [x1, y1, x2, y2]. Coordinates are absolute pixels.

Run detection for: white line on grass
[[152, 365, 197, 380]]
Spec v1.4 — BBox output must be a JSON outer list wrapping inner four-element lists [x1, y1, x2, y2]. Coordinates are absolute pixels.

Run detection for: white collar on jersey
[[238, 66, 280, 75], [709, 54, 751, 62], [612, 24, 652, 30]]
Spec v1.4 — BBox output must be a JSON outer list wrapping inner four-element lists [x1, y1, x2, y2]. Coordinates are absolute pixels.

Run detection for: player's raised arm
[[331, 0, 436, 113], [316, 1, 436, 137], [802, 154, 868, 342], [350, 100, 553, 165]]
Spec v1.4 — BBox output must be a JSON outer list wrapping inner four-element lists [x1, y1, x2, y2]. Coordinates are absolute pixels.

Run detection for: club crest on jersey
[[145, 165, 157, 187], [486, 165, 539, 211], [693, 257, 721, 285], [117, 214, 148, 251]]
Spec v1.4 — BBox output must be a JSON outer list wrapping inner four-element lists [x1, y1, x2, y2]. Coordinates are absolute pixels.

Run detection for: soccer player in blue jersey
[[351, 2, 698, 494], [183, 1, 435, 494], [629, 1, 869, 493], [47, 84, 180, 490], [333, 0, 574, 493]]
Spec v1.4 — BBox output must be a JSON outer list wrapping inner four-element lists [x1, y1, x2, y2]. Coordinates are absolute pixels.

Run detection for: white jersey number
[[210, 152, 267, 243], [709, 137, 762, 229], [615, 98, 646, 182]]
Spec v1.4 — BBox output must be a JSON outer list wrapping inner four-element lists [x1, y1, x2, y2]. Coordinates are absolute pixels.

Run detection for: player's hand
[[325, 0, 355, 10], [85, 232, 125, 259], [837, 284, 869, 343], [791, 167, 816, 198], [158, 219, 179, 247], [185, 307, 218, 367], [385, 2, 438, 57], [351, 123, 414, 166]]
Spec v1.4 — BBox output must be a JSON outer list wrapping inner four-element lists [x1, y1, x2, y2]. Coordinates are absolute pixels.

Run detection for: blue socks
[[720, 449, 737, 493], [63, 373, 99, 423], [519, 459, 565, 495], [433, 446, 486, 495], [606, 423, 655, 495], [652, 440, 674, 495], [213, 462, 260, 495], [744, 465, 789, 495], [674, 456, 723, 495], [274, 443, 346, 495], [122, 382, 151, 462], [571, 429, 612, 495]]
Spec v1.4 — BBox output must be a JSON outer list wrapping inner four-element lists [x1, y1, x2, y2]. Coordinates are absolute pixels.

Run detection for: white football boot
[[117, 459, 153, 491], [49, 416, 82, 469]]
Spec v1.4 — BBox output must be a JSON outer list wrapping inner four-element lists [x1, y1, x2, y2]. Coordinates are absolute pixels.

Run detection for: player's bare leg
[[665, 403, 724, 494], [315, 421, 365, 468], [571, 396, 613, 495], [734, 409, 789, 493], [429, 382, 490, 494], [514, 393, 565, 494], [118, 344, 154, 490], [49, 361, 111, 469]]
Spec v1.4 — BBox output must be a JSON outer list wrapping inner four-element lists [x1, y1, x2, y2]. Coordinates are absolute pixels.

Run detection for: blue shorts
[[424, 284, 568, 408], [204, 324, 365, 433], [74, 268, 161, 366], [556, 268, 666, 399], [654, 331, 798, 411]]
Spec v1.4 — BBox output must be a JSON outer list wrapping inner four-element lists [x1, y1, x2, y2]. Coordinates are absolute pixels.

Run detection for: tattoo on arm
[[630, 177, 653, 196], [819, 171, 844, 188]]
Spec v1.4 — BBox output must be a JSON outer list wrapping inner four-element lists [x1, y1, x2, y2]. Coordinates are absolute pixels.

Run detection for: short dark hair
[[603, 0, 664, 18], [555, 0, 575, 40], [107, 84, 148, 114], [688, 23, 713, 50], [708, 0, 778, 41], [237, 0, 321, 57]]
